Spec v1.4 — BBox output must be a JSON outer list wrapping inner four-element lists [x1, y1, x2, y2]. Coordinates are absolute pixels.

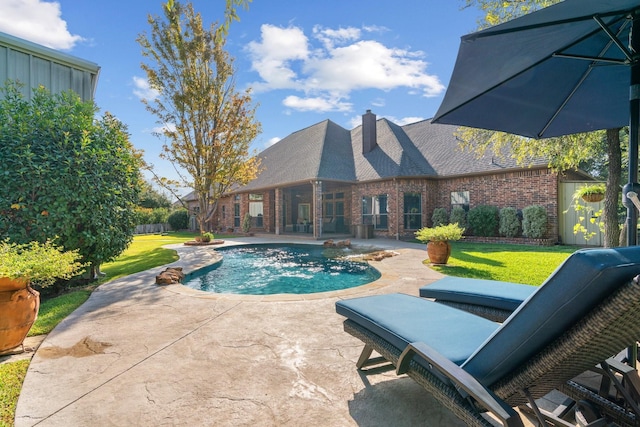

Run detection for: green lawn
[[429, 242, 577, 285]]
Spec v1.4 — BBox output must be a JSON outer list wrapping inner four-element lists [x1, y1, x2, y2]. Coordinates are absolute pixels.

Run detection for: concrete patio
[[14, 238, 533, 426]]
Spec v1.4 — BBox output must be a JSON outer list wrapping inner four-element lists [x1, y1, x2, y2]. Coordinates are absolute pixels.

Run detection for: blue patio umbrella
[[432, 0, 640, 245]]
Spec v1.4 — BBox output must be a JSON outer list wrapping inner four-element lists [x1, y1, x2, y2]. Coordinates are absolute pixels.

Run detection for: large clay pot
[[0, 277, 40, 354], [427, 241, 452, 265]]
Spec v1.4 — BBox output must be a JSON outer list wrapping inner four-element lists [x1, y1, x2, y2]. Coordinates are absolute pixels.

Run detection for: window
[[249, 198, 264, 227], [404, 193, 422, 230], [233, 203, 240, 227], [362, 195, 388, 230], [451, 191, 470, 211]]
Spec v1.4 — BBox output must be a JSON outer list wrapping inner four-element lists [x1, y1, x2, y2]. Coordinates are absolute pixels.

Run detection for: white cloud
[[283, 95, 352, 113], [246, 23, 444, 114], [132, 76, 160, 101], [246, 25, 309, 91], [312, 25, 360, 49], [266, 137, 281, 147], [348, 114, 425, 129], [0, 0, 84, 50]]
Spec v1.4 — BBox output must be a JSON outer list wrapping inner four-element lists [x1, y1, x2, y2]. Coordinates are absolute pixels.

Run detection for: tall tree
[[462, 0, 625, 248], [0, 84, 142, 279], [138, 1, 261, 233]]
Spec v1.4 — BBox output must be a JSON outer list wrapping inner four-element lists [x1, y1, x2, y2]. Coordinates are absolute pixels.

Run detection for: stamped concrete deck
[[14, 238, 533, 426]]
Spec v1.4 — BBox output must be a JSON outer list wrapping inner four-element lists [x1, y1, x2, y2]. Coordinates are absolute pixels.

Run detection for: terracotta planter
[[0, 277, 40, 354], [427, 241, 452, 265], [582, 193, 604, 203]]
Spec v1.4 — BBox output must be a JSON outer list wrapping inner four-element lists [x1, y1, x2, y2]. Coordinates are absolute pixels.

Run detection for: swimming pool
[[183, 244, 381, 295]]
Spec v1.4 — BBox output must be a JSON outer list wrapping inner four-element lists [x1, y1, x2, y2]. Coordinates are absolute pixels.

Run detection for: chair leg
[[356, 345, 374, 369]]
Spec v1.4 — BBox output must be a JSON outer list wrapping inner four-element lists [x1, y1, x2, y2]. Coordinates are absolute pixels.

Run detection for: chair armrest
[[397, 342, 524, 427]]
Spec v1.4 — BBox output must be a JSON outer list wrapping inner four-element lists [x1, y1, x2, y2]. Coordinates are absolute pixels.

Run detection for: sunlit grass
[[99, 232, 199, 281], [429, 242, 577, 285], [0, 360, 29, 427]]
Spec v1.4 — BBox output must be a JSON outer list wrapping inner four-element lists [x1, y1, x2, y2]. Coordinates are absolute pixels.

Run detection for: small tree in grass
[[138, 1, 261, 234]]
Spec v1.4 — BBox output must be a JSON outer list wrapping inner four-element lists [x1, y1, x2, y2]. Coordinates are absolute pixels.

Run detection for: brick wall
[[218, 166, 561, 242]]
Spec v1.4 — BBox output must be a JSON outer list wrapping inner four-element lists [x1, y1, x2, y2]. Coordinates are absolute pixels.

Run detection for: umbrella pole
[[625, 14, 640, 368]]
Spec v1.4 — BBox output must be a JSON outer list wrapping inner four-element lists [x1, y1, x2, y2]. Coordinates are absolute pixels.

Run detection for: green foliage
[[431, 208, 448, 227], [522, 205, 548, 239], [0, 84, 142, 273], [467, 205, 498, 237], [138, 180, 172, 208], [575, 183, 606, 198], [450, 206, 467, 229], [138, 1, 261, 233], [201, 232, 214, 242], [415, 223, 465, 243], [566, 189, 605, 242], [0, 359, 29, 427], [0, 240, 86, 287], [134, 207, 170, 225], [242, 213, 252, 233], [499, 207, 521, 238], [167, 209, 189, 230]]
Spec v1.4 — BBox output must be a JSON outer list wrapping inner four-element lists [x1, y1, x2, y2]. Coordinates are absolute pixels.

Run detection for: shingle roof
[[240, 115, 549, 191]]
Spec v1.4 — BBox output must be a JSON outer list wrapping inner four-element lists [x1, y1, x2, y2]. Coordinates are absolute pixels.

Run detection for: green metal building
[[0, 31, 100, 101]]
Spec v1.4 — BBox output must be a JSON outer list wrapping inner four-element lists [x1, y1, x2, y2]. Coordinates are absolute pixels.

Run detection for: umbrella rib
[[594, 15, 633, 62], [540, 18, 631, 137]]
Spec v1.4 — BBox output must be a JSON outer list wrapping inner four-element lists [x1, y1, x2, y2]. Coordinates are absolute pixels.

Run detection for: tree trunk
[[604, 128, 622, 248]]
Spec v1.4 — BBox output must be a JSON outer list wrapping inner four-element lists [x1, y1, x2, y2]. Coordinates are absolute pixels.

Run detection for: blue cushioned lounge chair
[[420, 276, 535, 322], [336, 247, 640, 426]]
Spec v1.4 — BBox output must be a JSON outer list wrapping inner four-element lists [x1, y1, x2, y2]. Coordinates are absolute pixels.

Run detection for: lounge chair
[[419, 276, 534, 322], [335, 247, 640, 426]]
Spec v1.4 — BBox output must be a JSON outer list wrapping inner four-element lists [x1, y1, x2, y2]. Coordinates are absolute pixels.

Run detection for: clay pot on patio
[[427, 241, 452, 265], [0, 277, 40, 354]]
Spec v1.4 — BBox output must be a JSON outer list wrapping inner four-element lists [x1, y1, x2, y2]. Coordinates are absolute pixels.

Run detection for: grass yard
[[429, 242, 577, 285]]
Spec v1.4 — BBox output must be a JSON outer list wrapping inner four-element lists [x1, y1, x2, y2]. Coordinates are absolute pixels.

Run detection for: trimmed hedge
[[468, 205, 498, 237], [522, 205, 548, 239], [449, 206, 467, 229], [431, 208, 448, 227], [167, 209, 189, 230], [499, 207, 521, 238]]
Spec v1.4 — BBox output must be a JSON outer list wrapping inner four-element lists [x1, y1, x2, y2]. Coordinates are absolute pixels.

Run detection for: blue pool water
[[183, 244, 381, 295]]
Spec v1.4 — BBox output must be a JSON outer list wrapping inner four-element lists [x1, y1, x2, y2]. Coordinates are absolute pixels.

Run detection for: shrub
[[242, 213, 252, 233], [201, 232, 214, 242], [522, 205, 548, 239], [0, 239, 86, 287], [167, 209, 189, 230], [499, 207, 521, 238], [467, 205, 498, 237], [450, 206, 467, 229], [415, 223, 465, 243], [431, 208, 448, 227], [150, 208, 169, 224], [0, 84, 142, 275]]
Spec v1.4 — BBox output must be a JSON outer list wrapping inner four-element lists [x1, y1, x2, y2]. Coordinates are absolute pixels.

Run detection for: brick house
[[211, 110, 591, 242]]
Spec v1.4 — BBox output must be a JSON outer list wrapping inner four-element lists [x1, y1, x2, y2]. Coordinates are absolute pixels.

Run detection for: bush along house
[[212, 110, 594, 244]]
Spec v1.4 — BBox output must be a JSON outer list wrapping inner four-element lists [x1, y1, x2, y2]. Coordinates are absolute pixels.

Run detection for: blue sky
[[0, 0, 481, 186]]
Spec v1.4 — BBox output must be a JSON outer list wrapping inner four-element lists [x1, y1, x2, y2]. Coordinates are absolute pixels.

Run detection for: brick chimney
[[362, 109, 377, 154]]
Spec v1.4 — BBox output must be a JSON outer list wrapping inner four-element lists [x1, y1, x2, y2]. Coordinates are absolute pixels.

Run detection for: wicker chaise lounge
[[336, 247, 640, 426]]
